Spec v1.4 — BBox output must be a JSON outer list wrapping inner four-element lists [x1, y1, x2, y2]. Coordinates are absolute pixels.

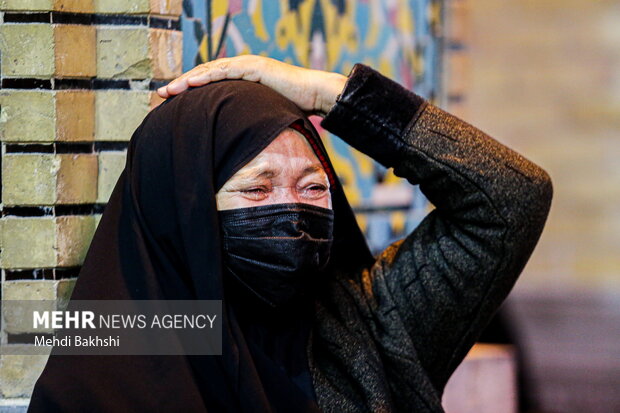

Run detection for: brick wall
[[0, 0, 182, 405], [463, 1, 620, 412]]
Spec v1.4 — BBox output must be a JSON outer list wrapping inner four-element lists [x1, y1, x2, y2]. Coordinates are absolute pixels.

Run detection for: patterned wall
[[181, 0, 445, 253]]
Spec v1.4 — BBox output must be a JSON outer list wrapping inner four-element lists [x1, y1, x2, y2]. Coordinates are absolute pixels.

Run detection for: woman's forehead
[[230, 128, 327, 181]]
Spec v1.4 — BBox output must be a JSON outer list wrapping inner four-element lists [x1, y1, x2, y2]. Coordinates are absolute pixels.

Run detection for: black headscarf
[[28, 80, 374, 412]]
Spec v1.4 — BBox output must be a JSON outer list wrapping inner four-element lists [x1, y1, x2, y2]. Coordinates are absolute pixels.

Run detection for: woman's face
[[216, 128, 332, 210]]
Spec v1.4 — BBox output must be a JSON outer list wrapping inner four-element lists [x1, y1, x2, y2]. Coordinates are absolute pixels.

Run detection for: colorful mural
[[182, 0, 444, 253]]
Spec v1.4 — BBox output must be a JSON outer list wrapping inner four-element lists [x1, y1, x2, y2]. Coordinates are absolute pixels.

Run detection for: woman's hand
[[156, 55, 348, 116]]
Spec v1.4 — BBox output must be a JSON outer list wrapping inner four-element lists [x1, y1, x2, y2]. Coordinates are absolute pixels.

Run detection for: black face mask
[[219, 202, 334, 308]]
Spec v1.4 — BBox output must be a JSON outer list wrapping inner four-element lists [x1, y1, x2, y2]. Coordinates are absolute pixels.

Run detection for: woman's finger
[[188, 62, 236, 85], [163, 78, 189, 96], [157, 57, 250, 98], [156, 55, 318, 111], [157, 64, 209, 97]]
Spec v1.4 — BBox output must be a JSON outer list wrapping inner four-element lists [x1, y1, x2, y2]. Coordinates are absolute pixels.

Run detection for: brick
[[0, 90, 56, 142], [53, 0, 94, 13], [0, 282, 74, 406], [1, 281, 58, 334], [0, 24, 54, 78], [56, 154, 98, 204], [448, 1, 470, 44], [0, 0, 52, 11], [447, 51, 469, 97], [93, 0, 181, 15], [96, 27, 150, 79], [0, 218, 57, 268], [0, 354, 48, 399], [56, 216, 97, 266], [149, 28, 183, 79], [56, 279, 76, 305], [0, 280, 58, 301], [94, 0, 149, 14], [94, 213, 103, 230], [55, 90, 95, 141], [95, 90, 150, 141], [54, 24, 96, 77], [0, 216, 96, 270], [2, 154, 59, 206], [150, 0, 182, 16], [97, 151, 126, 203], [96, 27, 182, 80], [0, 24, 97, 78], [0, 90, 95, 143]]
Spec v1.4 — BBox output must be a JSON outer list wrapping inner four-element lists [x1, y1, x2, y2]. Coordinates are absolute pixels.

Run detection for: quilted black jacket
[[309, 64, 553, 412]]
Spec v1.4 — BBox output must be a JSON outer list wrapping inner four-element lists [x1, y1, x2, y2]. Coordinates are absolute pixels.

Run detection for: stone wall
[[0, 0, 182, 406]]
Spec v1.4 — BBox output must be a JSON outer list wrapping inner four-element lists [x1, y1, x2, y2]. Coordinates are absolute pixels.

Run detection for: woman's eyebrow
[[232, 164, 325, 186], [246, 164, 323, 180], [254, 169, 279, 179], [234, 168, 280, 184], [300, 164, 326, 178]]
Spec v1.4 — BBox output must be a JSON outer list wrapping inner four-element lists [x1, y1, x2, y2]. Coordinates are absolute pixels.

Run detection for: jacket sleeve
[[320, 63, 553, 390]]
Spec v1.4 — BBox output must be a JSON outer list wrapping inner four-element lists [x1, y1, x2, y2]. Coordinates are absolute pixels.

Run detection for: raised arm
[[321, 63, 552, 390], [157, 55, 347, 117], [159, 57, 553, 391]]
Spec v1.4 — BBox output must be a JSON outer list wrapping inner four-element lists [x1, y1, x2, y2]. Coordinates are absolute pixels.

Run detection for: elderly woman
[[28, 56, 552, 412]]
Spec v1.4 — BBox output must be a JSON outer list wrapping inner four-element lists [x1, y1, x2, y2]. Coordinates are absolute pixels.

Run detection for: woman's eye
[[302, 184, 328, 198], [240, 187, 269, 200]]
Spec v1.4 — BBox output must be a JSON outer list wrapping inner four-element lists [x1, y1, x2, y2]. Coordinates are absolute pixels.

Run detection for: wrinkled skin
[[216, 128, 332, 211]]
